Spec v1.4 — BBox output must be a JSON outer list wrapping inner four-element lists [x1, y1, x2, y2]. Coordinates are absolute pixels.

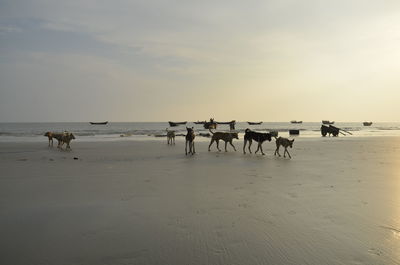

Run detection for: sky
[[1, 0, 400, 122]]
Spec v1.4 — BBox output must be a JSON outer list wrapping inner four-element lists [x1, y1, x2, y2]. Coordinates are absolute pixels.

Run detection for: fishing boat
[[321, 125, 352, 137], [216, 120, 236, 125], [247, 121, 263, 125], [90, 121, 108, 125], [290, 120, 303, 124], [363, 122, 373, 126], [168, 121, 187, 127], [322, 120, 334, 125], [194, 121, 207, 125]]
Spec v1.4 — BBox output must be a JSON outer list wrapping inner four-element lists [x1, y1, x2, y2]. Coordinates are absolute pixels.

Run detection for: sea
[[0, 122, 400, 142]]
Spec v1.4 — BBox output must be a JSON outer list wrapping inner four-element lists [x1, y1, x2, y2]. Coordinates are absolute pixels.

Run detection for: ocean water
[[0, 122, 400, 142]]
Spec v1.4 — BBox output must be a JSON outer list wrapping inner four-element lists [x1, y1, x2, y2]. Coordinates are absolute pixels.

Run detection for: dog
[[243, 128, 272, 155], [208, 129, 238, 152], [274, 137, 294, 158], [44, 132, 54, 146], [185, 127, 195, 155], [166, 128, 175, 145], [59, 132, 75, 149], [44, 132, 65, 147]]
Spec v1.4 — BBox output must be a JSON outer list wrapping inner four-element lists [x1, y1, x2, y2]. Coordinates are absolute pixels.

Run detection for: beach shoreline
[[2, 121, 400, 142], [1, 137, 399, 264]]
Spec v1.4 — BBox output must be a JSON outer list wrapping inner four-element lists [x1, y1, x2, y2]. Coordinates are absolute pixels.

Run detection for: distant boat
[[194, 121, 206, 124], [247, 121, 263, 125], [322, 120, 334, 125], [216, 120, 236, 125], [290, 120, 303, 124], [90, 121, 108, 125], [168, 121, 187, 127], [289, 129, 300, 135], [363, 122, 373, 126]]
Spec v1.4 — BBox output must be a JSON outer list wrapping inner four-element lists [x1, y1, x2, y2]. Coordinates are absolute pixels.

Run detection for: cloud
[[1, 0, 400, 121], [0, 25, 21, 34]]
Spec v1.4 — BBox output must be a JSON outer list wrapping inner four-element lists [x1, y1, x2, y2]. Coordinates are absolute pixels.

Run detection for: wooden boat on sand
[[247, 121, 263, 125]]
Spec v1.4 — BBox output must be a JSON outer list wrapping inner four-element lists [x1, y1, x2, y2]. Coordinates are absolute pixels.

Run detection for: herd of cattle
[[43, 128, 295, 158], [178, 128, 295, 158], [44, 131, 75, 149]]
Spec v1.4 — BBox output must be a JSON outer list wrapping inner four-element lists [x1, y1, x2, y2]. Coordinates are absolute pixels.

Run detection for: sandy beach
[[0, 137, 399, 265]]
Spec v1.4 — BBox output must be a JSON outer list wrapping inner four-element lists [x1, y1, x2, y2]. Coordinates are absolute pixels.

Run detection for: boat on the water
[[322, 120, 334, 125], [194, 121, 207, 124], [216, 120, 236, 125], [290, 120, 303, 124], [168, 121, 187, 127], [90, 121, 108, 125], [363, 122, 373, 126], [247, 121, 263, 125]]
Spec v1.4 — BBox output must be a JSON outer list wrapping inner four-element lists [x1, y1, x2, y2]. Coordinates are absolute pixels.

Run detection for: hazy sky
[[1, 0, 400, 122]]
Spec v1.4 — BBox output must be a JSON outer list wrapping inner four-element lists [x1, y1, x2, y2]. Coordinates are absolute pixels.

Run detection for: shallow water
[[0, 122, 399, 142]]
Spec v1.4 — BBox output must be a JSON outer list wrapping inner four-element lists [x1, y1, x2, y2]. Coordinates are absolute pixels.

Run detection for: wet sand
[[0, 137, 399, 265]]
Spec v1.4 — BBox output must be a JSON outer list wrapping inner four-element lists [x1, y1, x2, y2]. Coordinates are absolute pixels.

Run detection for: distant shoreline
[[1, 122, 400, 142]]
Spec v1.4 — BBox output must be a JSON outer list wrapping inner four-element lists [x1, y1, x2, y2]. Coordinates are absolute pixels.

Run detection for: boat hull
[[168, 121, 187, 127], [216, 120, 236, 125], [322, 120, 334, 125], [90, 121, 108, 125]]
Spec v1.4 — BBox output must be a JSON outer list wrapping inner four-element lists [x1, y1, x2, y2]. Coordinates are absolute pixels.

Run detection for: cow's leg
[[248, 140, 252, 154], [208, 139, 214, 151], [255, 142, 260, 154], [229, 141, 236, 151], [287, 148, 291, 158], [260, 143, 265, 155]]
